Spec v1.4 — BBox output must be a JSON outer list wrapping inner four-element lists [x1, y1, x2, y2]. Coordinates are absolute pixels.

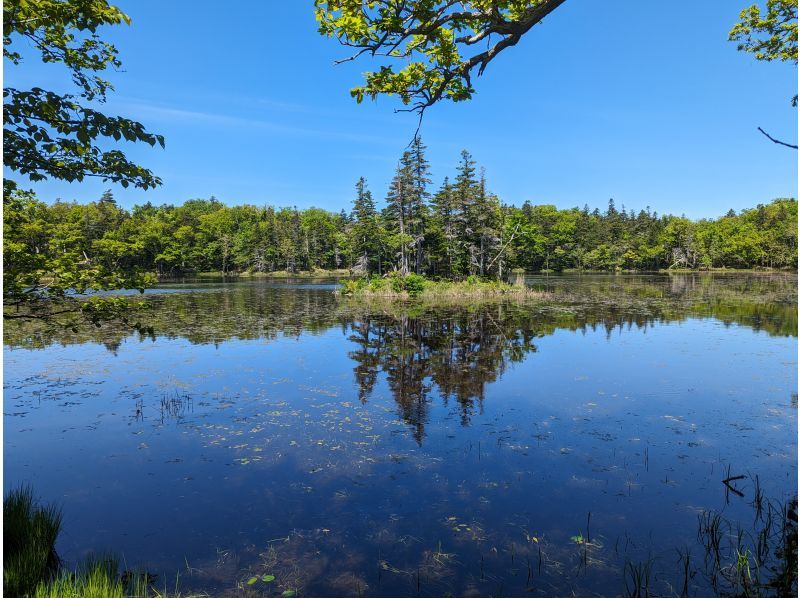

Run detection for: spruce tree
[[473, 168, 501, 276], [453, 150, 479, 276], [405, 137, 431, 273], [385, 157, 415, 274], [431, 177, 456, 277], [351, 177, 379, 274]]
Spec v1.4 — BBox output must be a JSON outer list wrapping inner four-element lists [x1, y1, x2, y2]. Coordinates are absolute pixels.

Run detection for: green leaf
[[261, 574, 275, 582], [247, 576, 258, 585]]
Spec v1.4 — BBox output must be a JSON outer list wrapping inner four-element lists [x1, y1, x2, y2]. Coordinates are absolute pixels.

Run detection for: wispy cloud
[[112, 98, 402, 145]]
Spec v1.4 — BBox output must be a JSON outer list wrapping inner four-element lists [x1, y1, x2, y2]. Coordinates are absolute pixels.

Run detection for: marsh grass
[[622, 558, 653, 597], [4, 486, 199, 598], [33, 558, 195, 598], [4, 485, 63, 597], [160, 391, 193, 423], [34, 556, 124, 598], [696, 495, 797, 596], [338, 274, 545, 301]]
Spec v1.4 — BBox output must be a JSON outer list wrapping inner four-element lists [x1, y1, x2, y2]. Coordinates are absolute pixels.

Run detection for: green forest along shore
[[6, 144, 797, 293]]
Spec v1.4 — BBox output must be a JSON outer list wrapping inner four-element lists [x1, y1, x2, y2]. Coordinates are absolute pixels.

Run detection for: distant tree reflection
[[344, 307, 539, 442]]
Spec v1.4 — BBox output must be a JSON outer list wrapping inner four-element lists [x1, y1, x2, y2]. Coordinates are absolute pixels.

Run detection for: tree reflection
[[344, 307, 543, 441], [4, 275, 796, 441]]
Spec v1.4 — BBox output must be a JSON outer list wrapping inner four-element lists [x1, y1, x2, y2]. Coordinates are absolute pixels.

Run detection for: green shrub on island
[[338, 273, 541, 300]]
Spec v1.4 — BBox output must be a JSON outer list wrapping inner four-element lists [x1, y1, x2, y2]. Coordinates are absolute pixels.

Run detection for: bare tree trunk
[[480, 234, 485, 276]]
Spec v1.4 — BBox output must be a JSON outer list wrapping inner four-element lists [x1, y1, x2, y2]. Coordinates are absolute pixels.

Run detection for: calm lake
[[4, 274, 797, 596]]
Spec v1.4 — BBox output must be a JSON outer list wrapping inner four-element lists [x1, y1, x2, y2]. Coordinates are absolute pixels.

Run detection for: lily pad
[[246, 576, 258, 585], [261, 574, 275, 582]]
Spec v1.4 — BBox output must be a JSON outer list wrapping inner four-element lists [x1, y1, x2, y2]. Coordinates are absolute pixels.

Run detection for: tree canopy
[[729, 0, 798, 147], [730, 1, 798, 75], [3, 0, 164, 326], [315, 0, 566, 116], [3, 0, 165, 190]]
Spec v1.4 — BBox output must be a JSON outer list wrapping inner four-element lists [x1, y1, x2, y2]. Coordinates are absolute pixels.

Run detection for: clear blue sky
[[5, 1, 798, 219]]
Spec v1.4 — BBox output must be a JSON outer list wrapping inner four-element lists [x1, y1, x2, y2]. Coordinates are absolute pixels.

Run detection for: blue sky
[[4, 1, 798, 219]]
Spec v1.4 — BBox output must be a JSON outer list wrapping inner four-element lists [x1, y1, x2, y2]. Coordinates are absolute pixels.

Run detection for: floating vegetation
[[338, 274, 548, 302]]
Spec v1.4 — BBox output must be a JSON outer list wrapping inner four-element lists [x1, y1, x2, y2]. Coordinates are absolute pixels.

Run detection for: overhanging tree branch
[[757, 126, 798, 149], [317, 0, 568, 120]]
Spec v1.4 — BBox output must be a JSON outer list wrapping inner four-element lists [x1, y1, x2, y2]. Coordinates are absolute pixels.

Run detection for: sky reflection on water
[[4, 274, 797, 596]]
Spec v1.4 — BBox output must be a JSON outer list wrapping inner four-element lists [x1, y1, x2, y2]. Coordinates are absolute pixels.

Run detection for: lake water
[[4, 274, 797, 596]]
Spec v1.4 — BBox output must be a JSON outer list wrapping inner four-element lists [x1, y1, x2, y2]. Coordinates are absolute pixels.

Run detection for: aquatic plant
[[622, 558, 653, 597], [696, 495, 798, 595], [34, 556, 124, 598], [33, 557, 196, 598], [4, 485, 63, 597], [3, 486, 197, 598]]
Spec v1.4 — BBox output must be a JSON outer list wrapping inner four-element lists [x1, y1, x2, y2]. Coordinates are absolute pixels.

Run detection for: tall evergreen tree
[[405, 137, 431, 273], [351, 177, 381, 274], [384, 157, 415, 274], [472, 168, 501, 275], [430, 177, 456, 277], [453, 150, 479, 275]]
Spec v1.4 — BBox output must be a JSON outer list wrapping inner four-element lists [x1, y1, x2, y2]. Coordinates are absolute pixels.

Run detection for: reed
[[4, 485, 63, 597]]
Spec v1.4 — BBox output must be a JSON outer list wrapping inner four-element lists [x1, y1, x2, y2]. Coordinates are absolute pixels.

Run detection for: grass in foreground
[[34, 556, 126, 598], [4, 485, 63, 597], [4, 486, 197, 598], [32, 559, 193, 598], [337, 273, 545, 300]]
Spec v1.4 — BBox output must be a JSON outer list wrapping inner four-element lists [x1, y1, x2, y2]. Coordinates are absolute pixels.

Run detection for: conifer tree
[[430, 177, 456, 277], [351, 177, 381, 274], [384, 157, 415, 274], [405, 137, 431, 273], [453, 150, 479, 275]]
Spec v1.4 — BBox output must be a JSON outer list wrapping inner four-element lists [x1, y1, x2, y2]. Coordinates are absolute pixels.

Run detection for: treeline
[[5, 140, 797, 277]]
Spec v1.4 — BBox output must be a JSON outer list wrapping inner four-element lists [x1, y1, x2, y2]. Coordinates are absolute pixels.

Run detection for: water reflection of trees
[[4, 275, 796, 438], [347, 309, 539, 442], [6, 275, 795, 351], [528, 273, 797, 338], [5, 286, 344, 350]]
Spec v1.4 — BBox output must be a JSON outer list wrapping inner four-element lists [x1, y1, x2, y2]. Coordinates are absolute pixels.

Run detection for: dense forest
[[5, 140, 797, 281]]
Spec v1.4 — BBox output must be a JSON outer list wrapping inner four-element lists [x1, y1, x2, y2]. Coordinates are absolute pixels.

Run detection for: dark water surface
[[4, 274, 797, 596]]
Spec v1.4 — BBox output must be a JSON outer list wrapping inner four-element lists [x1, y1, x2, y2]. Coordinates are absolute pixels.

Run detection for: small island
[[337, 272, 544, 300]]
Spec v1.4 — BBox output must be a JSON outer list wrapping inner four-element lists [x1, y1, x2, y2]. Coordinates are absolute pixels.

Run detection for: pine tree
[[473, 168, 501, 275], [405, 137, 431, 273], [384, 157, 415, 274], [351, 177, 380, 274], [453, 150, 479, 275], [430, 177, 456, 277]]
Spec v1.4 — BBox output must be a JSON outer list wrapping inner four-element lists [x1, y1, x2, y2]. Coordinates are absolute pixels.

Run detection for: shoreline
[[171, 267, 796, 280]]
